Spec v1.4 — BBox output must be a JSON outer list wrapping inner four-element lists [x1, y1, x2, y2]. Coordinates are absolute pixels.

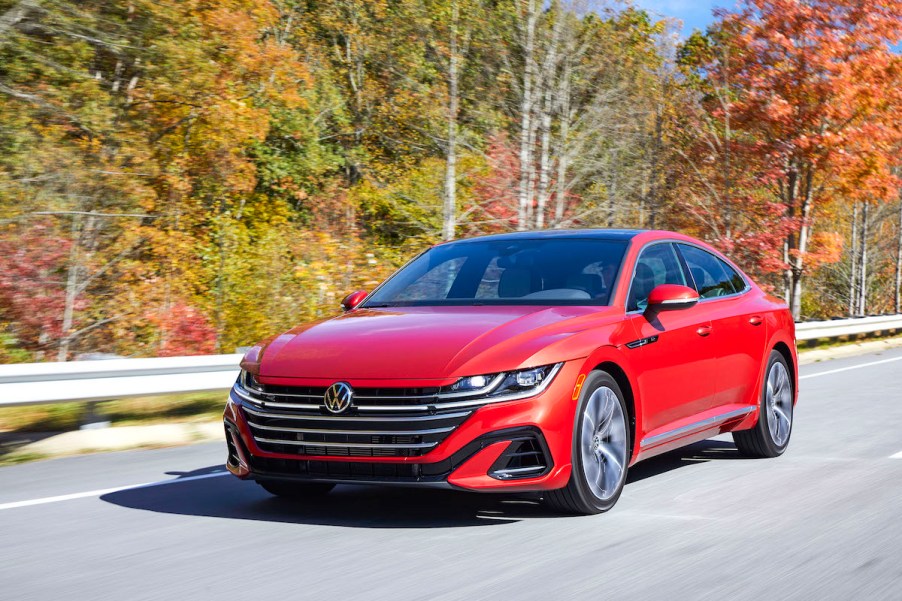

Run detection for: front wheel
[[733, 350, 794, 458], [544, 371, 630, 515]]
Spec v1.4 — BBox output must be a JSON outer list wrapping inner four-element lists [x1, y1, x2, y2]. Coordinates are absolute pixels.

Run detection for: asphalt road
[[2, 348, 902, 600]]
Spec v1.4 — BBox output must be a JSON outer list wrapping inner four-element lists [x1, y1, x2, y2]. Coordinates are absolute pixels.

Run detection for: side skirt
[[639, 406, 755, 450]]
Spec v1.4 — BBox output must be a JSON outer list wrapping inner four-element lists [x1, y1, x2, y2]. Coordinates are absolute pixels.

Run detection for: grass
[[0, 452, 49, 467], [796, 331, 902, 351], [0, 391, 226, 433]]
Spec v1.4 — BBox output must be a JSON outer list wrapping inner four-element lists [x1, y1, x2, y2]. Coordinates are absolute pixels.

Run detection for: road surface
[[2, 348, 902, 600]]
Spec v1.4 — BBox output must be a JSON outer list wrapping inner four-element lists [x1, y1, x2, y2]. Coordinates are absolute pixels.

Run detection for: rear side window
[[628, 243, 687, 311], [677, 244, 746, 298]]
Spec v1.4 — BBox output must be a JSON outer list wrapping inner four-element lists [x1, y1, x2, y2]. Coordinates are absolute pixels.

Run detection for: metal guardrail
[[0, 315, 900, 409], [795, 314, 902, 341], [0, 354, 242, 408]]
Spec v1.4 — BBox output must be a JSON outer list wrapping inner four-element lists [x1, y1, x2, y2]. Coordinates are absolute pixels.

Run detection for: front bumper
[[223, 361, 582, 491]]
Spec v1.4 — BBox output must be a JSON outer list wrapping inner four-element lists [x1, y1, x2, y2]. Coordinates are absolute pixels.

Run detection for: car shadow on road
[[101, 467, 546, 528], [626, 438, 750, 485], [101, 439, 746, 528]]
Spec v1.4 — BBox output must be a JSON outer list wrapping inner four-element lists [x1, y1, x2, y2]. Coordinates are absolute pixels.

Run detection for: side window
[[677, 244, 743, 299], [628, 243, 686, 311], [722, 261, 747, 293]]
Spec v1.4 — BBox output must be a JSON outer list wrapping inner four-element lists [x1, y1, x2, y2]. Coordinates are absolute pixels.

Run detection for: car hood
[[256, 305, 626, 381]]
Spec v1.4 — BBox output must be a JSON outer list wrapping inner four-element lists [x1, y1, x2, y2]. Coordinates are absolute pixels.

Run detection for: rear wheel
[[733, 350, 793, 458], [544, 371, 630, 515], [258, 480, 335, 499]]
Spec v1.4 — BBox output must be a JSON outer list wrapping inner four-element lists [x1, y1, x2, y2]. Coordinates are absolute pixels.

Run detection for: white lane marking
[[800, 355, 902, 380], [890, 451, 902, 459], [0, 471, 229, 511]]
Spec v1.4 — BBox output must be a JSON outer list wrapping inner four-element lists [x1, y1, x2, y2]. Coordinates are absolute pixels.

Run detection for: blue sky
[[630, 0, 735, 35], [628, 1, 901, 50]]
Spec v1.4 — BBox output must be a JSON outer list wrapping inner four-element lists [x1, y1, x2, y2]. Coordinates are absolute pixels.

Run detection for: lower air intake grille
[[489, 433, 552, 480]]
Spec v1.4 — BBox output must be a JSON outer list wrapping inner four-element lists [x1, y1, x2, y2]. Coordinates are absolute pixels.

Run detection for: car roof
[[441, 229, 646, 244]]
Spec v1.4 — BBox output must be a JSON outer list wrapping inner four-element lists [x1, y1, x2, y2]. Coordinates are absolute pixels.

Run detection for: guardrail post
[[80, 401, 111, 430]]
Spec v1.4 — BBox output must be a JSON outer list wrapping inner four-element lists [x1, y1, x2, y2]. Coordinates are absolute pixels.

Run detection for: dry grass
[[0, 391, 226, 433]]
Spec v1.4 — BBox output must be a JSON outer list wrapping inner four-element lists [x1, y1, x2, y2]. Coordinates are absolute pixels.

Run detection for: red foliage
[[0, 222, 78, 349], [146, 301, 217, 357], [466, 133, 519, 234]]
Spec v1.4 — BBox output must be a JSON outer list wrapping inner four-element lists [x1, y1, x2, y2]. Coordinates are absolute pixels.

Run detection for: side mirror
[[340, 290, 368, 312], [646, 284, 699, 311]]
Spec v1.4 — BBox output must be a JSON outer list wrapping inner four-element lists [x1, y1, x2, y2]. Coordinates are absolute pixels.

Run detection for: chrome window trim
[[623, 239, 752, 316], [640, 406, 755, 448], [674, 241, 751, 299]]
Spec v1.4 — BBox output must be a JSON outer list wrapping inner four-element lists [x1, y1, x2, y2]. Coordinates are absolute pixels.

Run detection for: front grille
[[235, 386, 473, 458], [253, 383, 444, 409]]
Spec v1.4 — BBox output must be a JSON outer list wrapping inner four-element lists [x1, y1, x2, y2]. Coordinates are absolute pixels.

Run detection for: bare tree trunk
[[896, 197, 902, 314], [0, 0, 40, 39], [645, 105, 663, 229], [783, 239, 791, 303], [607, 150, 618, 227], [788, 197, 811, 320], [849, 202, 859, 315], [858, 201, 869, 316], [535, 86, 553, 229], [534, 5, 562, 230], [517, 0, 538, 231], [57, 214, 82, 361], [721, 44, 733, 240], [785, 165, 810, 321], [214, 201, 227, 354], [552, 61, 571, 227], [441, 0, 460, 241]]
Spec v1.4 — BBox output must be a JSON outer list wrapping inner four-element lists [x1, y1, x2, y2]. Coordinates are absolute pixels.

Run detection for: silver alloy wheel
[[580, 386, 628, 501], [765, 361, 793, 446]]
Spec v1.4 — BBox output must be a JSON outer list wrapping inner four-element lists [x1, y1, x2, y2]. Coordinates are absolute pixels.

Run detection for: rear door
[[676, 244, 767, 409], [624, 242, 717, 438]]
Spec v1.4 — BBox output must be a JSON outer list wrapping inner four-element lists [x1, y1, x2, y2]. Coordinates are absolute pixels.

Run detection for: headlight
[[450, 374, 492, 392], [439, 363, 563, 403], [489, 364, 559, 397], [237, 369, 264, 393]]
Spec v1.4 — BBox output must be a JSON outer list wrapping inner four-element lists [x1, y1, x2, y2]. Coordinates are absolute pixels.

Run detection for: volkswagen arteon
[[224, 229, 797, 514]]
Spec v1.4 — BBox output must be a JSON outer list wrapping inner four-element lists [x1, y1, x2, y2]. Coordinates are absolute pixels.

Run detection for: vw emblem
[[324, 382, 354, 414]]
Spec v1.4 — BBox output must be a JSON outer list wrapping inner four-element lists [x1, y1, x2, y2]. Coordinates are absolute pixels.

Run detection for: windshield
[[363, 238, 628, 307]]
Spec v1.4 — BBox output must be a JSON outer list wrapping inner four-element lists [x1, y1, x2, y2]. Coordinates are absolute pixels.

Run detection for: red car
[[224, 229, 797, 514]]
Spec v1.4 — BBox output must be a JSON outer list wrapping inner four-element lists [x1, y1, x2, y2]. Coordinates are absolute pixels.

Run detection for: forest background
[[0, 0, 900, 362]]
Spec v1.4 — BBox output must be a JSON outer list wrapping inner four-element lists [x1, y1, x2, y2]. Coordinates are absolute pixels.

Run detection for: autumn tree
[[707, 0, 902, 319]]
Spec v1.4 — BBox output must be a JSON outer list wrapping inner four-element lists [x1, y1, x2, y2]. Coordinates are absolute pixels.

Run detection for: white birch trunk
[[517, 0, 538, 231], [441, 0, 460, 241]]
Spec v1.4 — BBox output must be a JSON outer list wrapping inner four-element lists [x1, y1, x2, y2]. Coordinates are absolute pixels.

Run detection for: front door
[[676, 243, 768, 408], [623, 242, 717, 440]]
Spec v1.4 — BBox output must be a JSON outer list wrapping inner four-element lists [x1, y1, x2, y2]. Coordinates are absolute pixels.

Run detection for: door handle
[[749, 315, 763, 326], [696, 325, 712, 337]]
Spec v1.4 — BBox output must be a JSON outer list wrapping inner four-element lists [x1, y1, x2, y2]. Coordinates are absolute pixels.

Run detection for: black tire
[[258, 480, 335, 499], [544, 371, 631, 515], [733, 350, 793, 458]]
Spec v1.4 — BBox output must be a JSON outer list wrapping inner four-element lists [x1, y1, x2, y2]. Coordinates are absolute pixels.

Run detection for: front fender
[[573, 343, 645, 466]]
